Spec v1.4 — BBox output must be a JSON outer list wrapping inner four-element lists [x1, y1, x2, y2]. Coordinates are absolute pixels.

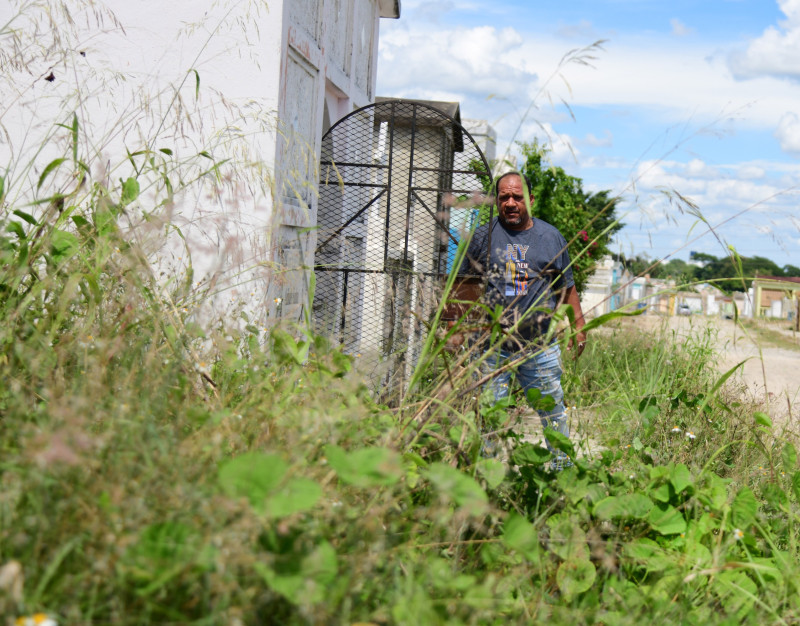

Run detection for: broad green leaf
[[272, 328, 309, 365], [543, 427, 574, 458], [754, 411, 772, 427], [792, 472, 800, 503], [254, 540, 337, 605], [264, 477, 321, 517], [37, 157, 67, 190], [50, 229, 79, 263], [254, 565, 304, 603], [698, 473, 729, 511], [714, 570, 757, 620], [12, 209, 37, 225], [7, 221, 25, 239], [511, 443, 551, 466], [502, 513, 539, 561], [526, 388, 556, 411], [731, 486, 757, 529], [556, 558, 596, 601], [426, 463, 488, 515], [762, 483, 787, 510], [301, 540, 338, 587], [477, 458, 506, 489], [557, 472, 589, 505], [669, 464, 692, 494], [94, 207, 118, 236], [547, 513, 589, 561], [782, 443, 797, 473], [623, 538, 674, 572], [593, 493, 653, 520], [649, 482, 671, 503], [218, 452, 287, 513], [325, 444, 402, 488], [120, 177, 140, 206], [647, 503, 686, 535]]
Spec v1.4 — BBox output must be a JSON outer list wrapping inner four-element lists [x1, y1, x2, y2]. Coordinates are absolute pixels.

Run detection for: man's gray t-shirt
[[460, 217, 574, 341]]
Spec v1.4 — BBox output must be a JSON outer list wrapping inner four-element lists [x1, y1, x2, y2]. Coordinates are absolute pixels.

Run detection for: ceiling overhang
[[378, 0, 401, 19]]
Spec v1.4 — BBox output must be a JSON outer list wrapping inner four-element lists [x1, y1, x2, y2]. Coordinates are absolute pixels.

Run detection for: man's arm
[[564, 284, 586, 358]]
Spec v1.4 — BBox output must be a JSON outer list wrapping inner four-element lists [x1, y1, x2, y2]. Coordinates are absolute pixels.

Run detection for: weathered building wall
[[0, 0, 400, 327]]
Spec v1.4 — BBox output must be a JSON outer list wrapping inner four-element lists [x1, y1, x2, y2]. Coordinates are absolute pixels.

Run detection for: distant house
[[752, 276, 800, 320], [581, 256, 629, 318]]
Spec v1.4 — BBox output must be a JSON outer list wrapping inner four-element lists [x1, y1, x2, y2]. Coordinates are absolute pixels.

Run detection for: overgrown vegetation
[[3, 204, 800, 623], [3, 2, 800, 625]]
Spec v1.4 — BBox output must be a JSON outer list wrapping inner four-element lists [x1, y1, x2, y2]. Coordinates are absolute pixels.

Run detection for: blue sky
[[377, 0, 800, 268]]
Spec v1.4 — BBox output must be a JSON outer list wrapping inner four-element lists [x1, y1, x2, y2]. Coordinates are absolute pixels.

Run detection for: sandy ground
[[642, 315, 800, 425]]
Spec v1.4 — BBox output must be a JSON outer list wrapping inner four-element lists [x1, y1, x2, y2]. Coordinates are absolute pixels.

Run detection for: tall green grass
[[3, 2, 800, 624], [3, 197, 800, 623]]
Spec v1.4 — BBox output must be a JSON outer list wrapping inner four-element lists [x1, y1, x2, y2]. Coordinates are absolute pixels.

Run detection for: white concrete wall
[[0, 0, 396, 327]]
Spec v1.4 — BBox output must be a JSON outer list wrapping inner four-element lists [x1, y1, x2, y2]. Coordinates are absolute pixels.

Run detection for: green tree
[[695, 254, 783, 292], [518, 142, 624, 292]]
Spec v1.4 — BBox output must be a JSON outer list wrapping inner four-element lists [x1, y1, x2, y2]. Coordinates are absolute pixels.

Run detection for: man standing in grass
[[460, 171, 586, 469]]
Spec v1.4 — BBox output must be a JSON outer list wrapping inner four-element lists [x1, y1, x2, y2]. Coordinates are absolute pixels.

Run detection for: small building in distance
[[752, 276, 800, 320]]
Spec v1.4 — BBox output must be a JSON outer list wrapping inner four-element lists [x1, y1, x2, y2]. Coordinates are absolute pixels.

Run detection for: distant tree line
[[617, 251, 800, 293]]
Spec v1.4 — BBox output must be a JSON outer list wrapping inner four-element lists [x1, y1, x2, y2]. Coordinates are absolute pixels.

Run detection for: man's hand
[[564, 284, 587, 359], [568, 330, 587, 359]]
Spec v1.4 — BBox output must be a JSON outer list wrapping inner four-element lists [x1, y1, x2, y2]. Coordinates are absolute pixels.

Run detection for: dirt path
[[642, 315, 800, 425]]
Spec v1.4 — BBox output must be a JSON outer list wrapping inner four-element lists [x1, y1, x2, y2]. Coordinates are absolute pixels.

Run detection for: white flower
[[734, 528, 744, 540], [15, 615, 58, 626], [671, 427, 681, 433], [685, 431, 696, 440]]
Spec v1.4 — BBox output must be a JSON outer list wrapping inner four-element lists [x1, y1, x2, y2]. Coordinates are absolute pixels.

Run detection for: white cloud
[[379, 25, 536, 101], [728, 0, 800, 79], [556, 20, 597, 40], [775, 112, 800, 152], [738, 164, 767, 179], [670, 18, 694, 37], [583, 130, 613, 147]]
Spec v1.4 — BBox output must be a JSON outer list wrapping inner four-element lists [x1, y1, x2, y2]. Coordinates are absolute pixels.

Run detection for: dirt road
[[646, 315, 800, 424]]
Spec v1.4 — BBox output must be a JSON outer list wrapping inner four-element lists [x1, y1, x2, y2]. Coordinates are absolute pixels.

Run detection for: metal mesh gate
[[313, 99, 493, 391]]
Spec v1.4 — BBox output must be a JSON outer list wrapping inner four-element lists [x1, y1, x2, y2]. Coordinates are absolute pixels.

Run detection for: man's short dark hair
[[494, 171, 534, 197]]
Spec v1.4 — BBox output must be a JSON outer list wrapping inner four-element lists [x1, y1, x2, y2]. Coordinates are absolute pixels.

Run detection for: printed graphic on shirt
[[504, 243, 530, 296]]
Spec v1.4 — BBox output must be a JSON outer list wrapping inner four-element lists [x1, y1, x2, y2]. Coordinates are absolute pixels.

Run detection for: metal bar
[[339, 269, 349, 342], [411, 189, 461, 248], [314, 266, 470, 279], [383, 104, 396, 270], [319, 181, 387, 189], [412, 166, 491, 175], [320, 161, 388, 169], [408, 186, 481, 194], [402, 105, 418, 266], [315, 188, 386, 252]]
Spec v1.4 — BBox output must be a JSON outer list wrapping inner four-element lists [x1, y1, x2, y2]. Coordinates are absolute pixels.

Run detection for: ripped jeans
[[486, 343, 572, 470]]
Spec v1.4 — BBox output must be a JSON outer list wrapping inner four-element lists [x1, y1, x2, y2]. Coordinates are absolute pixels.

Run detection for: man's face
[[497, 174, 533, 230]]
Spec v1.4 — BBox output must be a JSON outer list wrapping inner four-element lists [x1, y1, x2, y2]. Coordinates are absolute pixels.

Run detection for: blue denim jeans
[[486, 343, 572, 469]]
